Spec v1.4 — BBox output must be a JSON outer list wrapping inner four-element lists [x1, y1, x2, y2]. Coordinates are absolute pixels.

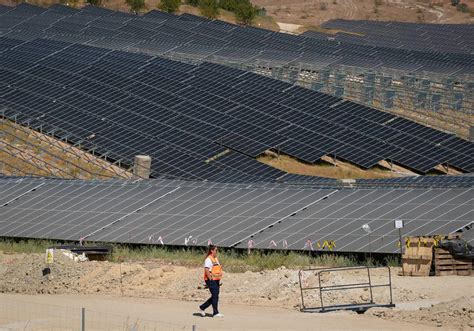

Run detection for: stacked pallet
[[434, 248, 473, 276], [400, 236, 435, 276]]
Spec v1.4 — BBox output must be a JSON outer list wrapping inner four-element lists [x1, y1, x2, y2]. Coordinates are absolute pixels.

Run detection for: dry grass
[[1, 119, 133, 179], [252, 0, 474, 25], [179, 5, 280, 31], [258, 151, 404, 179], [0, 238, 372, 271], [0, 238, 400, 271], [254, 14, 280, 31], [298, 24, 364, 36]]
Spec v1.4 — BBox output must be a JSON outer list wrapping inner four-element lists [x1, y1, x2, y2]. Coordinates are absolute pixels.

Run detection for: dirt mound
[[368, 297, 474, 331], [0, 252, 376, 308]]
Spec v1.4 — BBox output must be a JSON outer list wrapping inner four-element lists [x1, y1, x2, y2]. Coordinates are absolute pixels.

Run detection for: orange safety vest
[[204, 255, 222, 281]]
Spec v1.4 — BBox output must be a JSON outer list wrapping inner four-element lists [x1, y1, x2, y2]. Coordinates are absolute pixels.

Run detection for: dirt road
[[0, 293, 447, 331]]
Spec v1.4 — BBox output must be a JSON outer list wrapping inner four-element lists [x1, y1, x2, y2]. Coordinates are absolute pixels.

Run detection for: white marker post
[[395, 219, 404, 275], [362, 224, 372, 263]]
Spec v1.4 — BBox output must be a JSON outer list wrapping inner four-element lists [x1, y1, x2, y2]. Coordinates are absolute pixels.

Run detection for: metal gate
[[299, 266, 395, 313]]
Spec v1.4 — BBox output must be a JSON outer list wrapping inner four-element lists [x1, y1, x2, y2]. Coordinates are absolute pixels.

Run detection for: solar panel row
[[356, 175, 474, 189], [1, 37, 473, 179], [316, 19, 474, 55], [1, 177, 472, 253], [0, 3, 472, 77]]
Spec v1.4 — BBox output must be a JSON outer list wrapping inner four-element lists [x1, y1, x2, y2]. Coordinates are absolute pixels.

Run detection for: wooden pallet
[[434, 248, 473, 276], [400, 236, 435, 276]]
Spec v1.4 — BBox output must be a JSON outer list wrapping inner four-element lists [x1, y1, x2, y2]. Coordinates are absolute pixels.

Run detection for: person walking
[[199, 245, 224, 318]]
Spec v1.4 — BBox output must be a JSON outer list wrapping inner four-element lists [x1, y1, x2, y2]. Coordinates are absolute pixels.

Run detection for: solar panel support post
[[368, 232, 372, 263], [366, 267, 374, 304], [81, 307, 85, 331], [398, 228, 404, 276]]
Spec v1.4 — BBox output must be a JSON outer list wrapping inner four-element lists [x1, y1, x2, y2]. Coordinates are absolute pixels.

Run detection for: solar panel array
[[315, 20, 474, 55], [356, 174, 474, 189], [1, 177, 472, 253], [239, 188, 473, 252], [1, 36, 473, 181], [0, 4, 472, 77]]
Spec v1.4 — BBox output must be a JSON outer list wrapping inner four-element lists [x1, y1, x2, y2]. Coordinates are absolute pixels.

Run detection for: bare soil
[[252, 0, 474, 26], [1, 0, 472, 29], [0, 120, 132, 179], [258, 151, 409, 179], [0, 251, 472, 330]]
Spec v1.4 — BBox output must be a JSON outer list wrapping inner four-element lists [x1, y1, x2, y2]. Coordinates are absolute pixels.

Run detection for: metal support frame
[[299, 266, 395, 313], [1, 117, 132, 179]]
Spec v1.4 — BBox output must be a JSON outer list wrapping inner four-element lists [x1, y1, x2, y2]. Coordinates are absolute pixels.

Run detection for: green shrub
[[126, 0, 145, 13], [86, 0, 102, 6], [199, 0, 219, 19], [159, 0, 181, 13], [457, 3, 470, 12], [235, 3, 257, 25]]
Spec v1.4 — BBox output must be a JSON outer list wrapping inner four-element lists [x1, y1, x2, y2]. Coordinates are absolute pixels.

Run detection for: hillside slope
[[0, 0, 472, 28], [253, 0, 474, 26]]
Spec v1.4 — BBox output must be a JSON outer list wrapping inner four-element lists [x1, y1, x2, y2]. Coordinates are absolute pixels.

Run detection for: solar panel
[[318, 20, 474, 54], [1, 4, 473, 182], [238, 188, 473, 253], [88, 185, 335, 246], [357, 174, 474, 189], [0, 180, 179, 240], [0, 177, 471, 254], [0, 179, 45, 206], [0, 36, 473, 179], [0, 4, 471, 78]]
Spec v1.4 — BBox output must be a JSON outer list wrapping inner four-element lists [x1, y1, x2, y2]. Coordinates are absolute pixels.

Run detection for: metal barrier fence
[[0, 297, 192, 331], [298, 265, 395, 313]]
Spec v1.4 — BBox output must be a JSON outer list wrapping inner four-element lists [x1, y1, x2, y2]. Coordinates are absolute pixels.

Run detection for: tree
[[86, 0, 101, 6], [219, 0, 239, 11], [451, 0, 460, 6], [159, 0, 181, 13], [199, 0, 219, 19], [186, 0, 200, 6], [235, 3, 256, 25], [126, 0, 145, 13]]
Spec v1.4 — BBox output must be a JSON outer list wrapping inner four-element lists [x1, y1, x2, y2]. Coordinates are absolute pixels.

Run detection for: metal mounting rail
[[299, 265, 395, 313]]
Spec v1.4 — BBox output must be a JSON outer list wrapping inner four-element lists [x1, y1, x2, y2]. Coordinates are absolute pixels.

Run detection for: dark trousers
[[200, 280, 220, 315]]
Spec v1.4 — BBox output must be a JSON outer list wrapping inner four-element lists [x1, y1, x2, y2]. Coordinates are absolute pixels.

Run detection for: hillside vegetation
[[1, 0, 472, 29]]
